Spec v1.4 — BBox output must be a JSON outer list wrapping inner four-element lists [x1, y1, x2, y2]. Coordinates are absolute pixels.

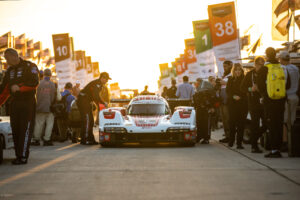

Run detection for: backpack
[[266, 63, 286, 100], [50, 93, 71, 118], [68, 99, 81, 127]]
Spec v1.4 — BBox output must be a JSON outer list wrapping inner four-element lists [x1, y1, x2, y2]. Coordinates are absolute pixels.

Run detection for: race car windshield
[[128, 104, 167, 115]]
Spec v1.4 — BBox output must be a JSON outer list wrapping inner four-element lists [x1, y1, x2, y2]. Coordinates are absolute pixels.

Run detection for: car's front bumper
[[99, 131, 196, 145]]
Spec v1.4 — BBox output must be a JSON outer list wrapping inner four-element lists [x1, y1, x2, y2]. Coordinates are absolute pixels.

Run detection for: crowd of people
[[0, 48, 111, 165], [161, 47, 299, 158], [0, 46, 299, 165]]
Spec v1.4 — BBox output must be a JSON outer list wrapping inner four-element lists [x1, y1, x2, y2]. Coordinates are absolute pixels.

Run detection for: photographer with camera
[[208, 76, 221, 130], [193, 78, 216, 144]]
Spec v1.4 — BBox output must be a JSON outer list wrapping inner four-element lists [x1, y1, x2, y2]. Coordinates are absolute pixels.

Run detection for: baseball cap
[[75, 80, 80, 84], [100, 72, 111, 80], [279, 51, 290, 60]]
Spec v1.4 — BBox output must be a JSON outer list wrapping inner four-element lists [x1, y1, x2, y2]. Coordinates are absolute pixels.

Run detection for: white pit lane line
[[0, 146, 96, 187]]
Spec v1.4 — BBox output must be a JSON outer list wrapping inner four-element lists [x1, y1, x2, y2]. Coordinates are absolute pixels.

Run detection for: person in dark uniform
[[77, 72, 110, 145], [167, 79, 177, 113], [241, 56, 267, 153], [0, 48, 39, 165], [226, 63, 247, 149], [167, 79, 177, 98], [193, 89, 217, 144]]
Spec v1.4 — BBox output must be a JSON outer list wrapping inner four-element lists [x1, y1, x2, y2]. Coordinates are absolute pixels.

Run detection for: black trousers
[[196, 108, 211, 141], [10, 98, 35, 159], [77, 96, 95, 143], [249, 104, 267, 148], [264, 100, 285, 151], [228, 102, 247, 146]]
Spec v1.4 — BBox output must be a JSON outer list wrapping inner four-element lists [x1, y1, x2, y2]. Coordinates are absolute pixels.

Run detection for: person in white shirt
[[176, 76, 195, 100]]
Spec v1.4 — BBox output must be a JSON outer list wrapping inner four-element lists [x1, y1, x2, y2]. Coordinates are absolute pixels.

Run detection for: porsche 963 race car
[[99, 95, 196, 146]]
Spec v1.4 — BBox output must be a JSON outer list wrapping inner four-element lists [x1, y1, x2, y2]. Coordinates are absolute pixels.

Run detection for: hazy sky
[[0, 0, 292, 92]]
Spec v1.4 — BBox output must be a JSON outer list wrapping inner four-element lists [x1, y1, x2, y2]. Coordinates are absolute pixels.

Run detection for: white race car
[[99, 95, 196, 146], [0, 117, 14, 164]]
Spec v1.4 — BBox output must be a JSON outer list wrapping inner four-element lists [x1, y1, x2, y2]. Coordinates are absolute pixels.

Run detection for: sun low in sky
[[0, 0, 288, 92]]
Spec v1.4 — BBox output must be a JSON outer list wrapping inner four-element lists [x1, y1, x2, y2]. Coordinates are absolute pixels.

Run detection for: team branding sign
[[52, 33, 73, 89], [52, 33, 71, 62], [27, 40, 34, 50], [174, 55, 187, 84], [74, 50, 87, 87], [159, 63, 169, 79], [193, 20, 213, 54], [184, 38, 197, 64], [92, 62, 100, 78], [175, 57, 183, 76], [171, 61, 177, 77], [191, 20, 215, 80], [180, 54, 187, 73], [0, 32, 10, 49], [33, 41, 42, 50], [208, 2, 240, 76], [85, 56, 92, 74], [75, 50, 85, 71], [15, 33, 26, 49]]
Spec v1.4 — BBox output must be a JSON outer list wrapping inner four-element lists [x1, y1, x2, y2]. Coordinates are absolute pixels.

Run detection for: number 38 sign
[[52, 33, 71, 62], [208, 2, 238, 46]]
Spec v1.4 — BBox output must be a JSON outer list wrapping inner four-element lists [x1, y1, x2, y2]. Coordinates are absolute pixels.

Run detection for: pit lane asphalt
[[0, 127, 300, 200]]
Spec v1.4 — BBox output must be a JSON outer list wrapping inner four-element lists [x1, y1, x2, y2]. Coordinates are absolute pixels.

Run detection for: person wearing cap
[[257, 47, 289, 158], [77, 72, 111, 145], [56, 82, 76, 142], [32, 68, 56, 146], [72, 80, 81, 97], [279, 51, 299, 152]]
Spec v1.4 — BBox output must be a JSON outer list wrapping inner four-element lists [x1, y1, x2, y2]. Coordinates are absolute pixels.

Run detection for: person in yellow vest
[[257, 47, 289, 158]]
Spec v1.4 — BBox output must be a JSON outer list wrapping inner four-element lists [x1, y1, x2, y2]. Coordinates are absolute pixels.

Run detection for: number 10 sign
[[52, 33, 71, 62]]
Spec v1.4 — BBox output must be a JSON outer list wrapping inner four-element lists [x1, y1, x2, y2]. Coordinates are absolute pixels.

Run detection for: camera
[[193, 89, 217, 109]]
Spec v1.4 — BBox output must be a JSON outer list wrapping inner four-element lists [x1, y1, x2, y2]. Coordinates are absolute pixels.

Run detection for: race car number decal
[[132, 116, 161, 128]]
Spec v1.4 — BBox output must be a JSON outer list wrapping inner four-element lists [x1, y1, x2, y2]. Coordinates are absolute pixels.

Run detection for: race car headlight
[[104, 127, 127, 133], [167, 127, 190, 133]]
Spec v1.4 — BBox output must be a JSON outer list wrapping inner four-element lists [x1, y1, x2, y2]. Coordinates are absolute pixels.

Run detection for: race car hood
[[130, 115, 163, 127], [123, 115, 172, 133]]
